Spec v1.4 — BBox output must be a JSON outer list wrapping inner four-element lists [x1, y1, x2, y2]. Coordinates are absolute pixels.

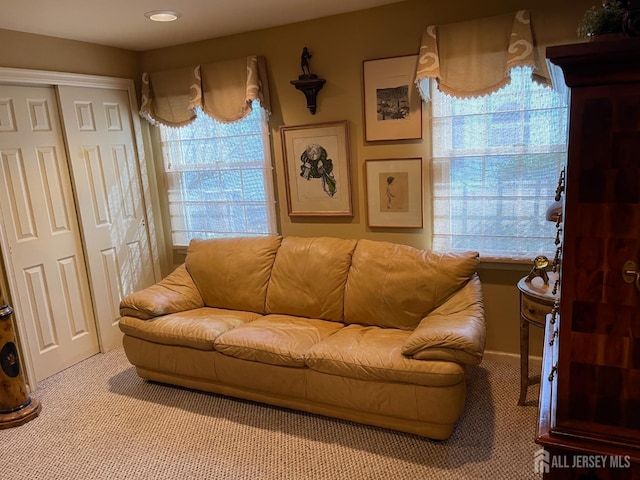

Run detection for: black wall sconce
[[290, 47, 326, 114]]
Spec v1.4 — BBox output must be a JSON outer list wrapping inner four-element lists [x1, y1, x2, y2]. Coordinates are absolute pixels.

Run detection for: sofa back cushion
[[266, 236, 357, 321], [344, 239, 479, 330], [185, 236, 282, 313]]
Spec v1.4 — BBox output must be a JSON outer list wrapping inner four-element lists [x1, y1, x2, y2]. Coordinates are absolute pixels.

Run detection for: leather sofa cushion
[[119, 308, 260, 350], [265, 236, 357, 321], [344, 239, 479, 330], [120, 264, 204, 320], [185, 236, 282, 313], [305, 324, 465, 387], [214, 315, 343, 367], [402, 276, 486, 365]]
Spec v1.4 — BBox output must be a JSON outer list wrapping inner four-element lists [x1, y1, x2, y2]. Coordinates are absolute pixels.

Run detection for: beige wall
[[0, 0, 594, 355], [0, 28, 139, 78]]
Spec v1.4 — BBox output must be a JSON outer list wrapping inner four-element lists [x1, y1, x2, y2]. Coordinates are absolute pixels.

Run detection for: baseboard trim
[[484, 349, 542, 362]]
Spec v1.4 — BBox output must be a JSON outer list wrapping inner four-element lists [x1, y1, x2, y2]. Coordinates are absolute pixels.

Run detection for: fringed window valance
[[415, 10, 553, 101], [140, 55, 271, 127]]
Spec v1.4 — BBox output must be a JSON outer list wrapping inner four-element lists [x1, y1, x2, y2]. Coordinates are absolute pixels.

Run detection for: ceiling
[[0, 0, 406, 51]]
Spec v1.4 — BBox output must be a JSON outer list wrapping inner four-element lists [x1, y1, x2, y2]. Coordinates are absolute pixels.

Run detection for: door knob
[[622, 260, 640, 292]]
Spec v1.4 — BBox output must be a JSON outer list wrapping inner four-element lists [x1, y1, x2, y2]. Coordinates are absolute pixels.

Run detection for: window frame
[[157, 103, 278, 248], [429, 67, 569, 262]]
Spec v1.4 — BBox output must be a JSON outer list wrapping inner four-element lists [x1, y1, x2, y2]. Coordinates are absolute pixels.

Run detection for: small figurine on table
[[526, 255, 550, 285]]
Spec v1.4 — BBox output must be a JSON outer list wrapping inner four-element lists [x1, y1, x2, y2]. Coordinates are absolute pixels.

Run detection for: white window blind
[[431, 66, 568, 261], [159, 103, 277, 247]]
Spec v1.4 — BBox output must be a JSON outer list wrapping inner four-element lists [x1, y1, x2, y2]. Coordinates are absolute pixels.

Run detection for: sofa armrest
[[119, 264, 204, 320], [401, 276, 486, 366]]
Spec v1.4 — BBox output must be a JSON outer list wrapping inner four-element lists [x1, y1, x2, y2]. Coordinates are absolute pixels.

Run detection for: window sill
[[478, 257, 538, 272]]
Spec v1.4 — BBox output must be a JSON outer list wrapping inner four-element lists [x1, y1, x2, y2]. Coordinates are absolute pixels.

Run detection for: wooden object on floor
[[517, 273, 559, 406], [536, 38, 640, 479], [0, 300, 41, 429]]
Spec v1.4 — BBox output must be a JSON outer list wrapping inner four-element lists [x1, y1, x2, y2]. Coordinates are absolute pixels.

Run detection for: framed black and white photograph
[[365, 157, 423, 228], [363, 55, 422, 142], [280, 121, 353, 217]]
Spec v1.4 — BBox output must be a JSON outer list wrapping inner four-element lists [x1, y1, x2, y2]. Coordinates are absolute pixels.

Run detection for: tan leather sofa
[[119, 236, 485, 439]]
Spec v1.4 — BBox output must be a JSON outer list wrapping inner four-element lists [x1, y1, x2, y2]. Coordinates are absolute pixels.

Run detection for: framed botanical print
[[280, 121, 353, 216], [363, 54, 423, 142], [365, 157, 423, 228]]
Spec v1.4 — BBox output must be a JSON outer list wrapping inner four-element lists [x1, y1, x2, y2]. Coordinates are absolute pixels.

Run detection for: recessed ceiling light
[[144, 10, 182, 22]]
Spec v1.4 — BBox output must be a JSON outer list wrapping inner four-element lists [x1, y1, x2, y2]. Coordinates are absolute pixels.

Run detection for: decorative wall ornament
[[280, 121, 352, 216], [363, 55, 422, 142], [364, 157, 423, 228], [290, 47, 326, 114]]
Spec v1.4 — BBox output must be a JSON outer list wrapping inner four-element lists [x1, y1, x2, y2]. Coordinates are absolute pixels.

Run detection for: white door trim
[[0, 67, 161, 391]]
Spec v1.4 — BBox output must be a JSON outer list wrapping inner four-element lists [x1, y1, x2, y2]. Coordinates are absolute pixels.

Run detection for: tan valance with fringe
[[139, 55, 271, 126], [415, 10, 551, 100]]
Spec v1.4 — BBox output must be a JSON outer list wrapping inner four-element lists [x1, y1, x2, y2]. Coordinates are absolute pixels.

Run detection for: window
[[159, 102, 277, 247], [431, 67, 568, 260]]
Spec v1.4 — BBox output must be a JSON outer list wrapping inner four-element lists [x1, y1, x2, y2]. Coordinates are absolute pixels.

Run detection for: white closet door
[[0, 85, 99, 381], [57, 85, 155, 351]]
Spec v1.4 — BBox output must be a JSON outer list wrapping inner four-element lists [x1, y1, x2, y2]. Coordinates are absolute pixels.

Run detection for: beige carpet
[[2, 348, 542, 479]]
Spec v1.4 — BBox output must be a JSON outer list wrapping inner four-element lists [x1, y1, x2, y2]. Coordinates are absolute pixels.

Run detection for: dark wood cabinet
[[537, 38, 640, 480]]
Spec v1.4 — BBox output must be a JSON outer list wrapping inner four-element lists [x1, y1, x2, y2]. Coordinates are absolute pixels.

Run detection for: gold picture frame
[[363, 54, 423, 142], [280, 121, 353, 216], [365, 157, 423, 228]]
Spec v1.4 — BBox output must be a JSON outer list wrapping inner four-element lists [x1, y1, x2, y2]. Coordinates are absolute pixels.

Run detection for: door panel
[[57, 86, 155, 351], [0, 85, 99, 381]]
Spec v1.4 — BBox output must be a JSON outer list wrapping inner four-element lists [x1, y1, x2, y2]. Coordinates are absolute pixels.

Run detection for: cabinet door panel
[[557, 83, 640, 446]]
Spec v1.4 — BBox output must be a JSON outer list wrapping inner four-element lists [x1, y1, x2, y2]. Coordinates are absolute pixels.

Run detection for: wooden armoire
[[536, 39, 640, 479]]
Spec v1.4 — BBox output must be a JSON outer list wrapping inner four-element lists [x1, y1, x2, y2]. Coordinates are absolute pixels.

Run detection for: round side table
[[516, 273, 559, 406]]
